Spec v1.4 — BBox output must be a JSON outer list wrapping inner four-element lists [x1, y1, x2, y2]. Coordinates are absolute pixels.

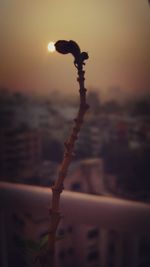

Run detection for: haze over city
[[1, 2, 150, 266], [0, 0, 150, 99]]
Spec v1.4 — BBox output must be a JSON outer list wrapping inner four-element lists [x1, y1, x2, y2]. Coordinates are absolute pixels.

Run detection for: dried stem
[[40, 42, 89, 267]]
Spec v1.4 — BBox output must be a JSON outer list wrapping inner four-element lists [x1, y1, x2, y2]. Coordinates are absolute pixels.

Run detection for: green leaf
[[40, 234, 49, 249], [24, 239, 40, 252], [39, 232, 66, 249]]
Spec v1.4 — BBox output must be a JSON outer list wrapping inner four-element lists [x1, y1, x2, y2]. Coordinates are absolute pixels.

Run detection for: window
[[58, 228, 65, 236], [59, 250, 65, 259], [87, 228, 99, 239], [67, 247, 74, 255], [67, 225, 73, 233], [87, 251, 99, 262], [71, 182, 81, 191]]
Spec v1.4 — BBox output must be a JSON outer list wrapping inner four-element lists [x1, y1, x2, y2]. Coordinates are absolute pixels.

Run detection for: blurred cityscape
[[1, 1, 150, 266], [1, 88, 150, 267], [0, 88, 150, 202]]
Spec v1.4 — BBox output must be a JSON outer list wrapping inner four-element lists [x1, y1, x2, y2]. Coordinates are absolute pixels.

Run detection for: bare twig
[[40, 40, 89, 267]]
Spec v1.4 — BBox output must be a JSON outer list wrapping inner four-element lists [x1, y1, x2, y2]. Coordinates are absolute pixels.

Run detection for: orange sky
[[0, 0, 150, 97]]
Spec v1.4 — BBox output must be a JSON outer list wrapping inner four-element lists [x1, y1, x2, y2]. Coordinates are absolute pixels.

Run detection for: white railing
[[0, 181, 150, 267]]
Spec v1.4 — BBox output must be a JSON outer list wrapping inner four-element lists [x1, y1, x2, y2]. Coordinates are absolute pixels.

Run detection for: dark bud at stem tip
[[81, 52, 89, 61], [55, 40, 81, 59], [55, 40, 70, 54]]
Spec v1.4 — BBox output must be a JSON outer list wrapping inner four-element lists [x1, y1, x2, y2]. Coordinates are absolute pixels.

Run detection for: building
[[65, 158, 105, 195], [0, 128, 42, 182], [55, 158, 112, 267]]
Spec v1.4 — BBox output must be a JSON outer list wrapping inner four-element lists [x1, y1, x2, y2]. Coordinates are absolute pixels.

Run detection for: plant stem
[[42, 47, 89, 267]]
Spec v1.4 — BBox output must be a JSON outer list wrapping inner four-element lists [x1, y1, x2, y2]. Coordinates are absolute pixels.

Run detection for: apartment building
[[0, 128, 42, 182]]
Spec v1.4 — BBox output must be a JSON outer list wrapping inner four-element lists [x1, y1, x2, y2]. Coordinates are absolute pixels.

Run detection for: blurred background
[[0, 1, 150, 267]]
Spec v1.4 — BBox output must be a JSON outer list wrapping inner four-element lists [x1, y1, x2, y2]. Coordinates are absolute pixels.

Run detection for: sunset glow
[[47, 42, 55, 53], [0, 0, 150, 96]]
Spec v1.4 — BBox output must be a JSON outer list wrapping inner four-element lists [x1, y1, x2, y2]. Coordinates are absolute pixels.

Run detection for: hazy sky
[[0, 0, 150, 97]]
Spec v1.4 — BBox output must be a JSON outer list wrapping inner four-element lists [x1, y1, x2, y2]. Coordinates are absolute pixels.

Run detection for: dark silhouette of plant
[[43, 40, 89, 267]]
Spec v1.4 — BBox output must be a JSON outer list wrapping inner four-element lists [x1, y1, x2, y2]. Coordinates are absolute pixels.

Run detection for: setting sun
[[47, 42, 55, 53]]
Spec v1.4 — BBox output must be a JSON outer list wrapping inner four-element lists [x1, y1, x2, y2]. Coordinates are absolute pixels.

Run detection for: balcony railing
[[0, 181, 150, 267]]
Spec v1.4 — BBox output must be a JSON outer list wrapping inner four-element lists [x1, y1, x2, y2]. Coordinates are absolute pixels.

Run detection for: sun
[[47, 42, 55, 53]]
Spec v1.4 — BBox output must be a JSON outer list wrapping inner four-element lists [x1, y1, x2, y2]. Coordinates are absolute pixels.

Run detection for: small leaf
[[40, 234, 49, 249], [24, 239, 40, 252]]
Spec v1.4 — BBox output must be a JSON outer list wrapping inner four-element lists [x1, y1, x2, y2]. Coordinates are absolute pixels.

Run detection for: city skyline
[[1, 0, 150, 97]]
